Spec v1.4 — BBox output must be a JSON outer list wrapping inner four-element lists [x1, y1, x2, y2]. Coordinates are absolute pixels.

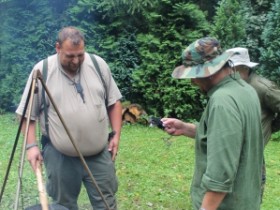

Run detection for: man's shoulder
[[86, 53, 108, 67], [84, 53, 111, 77], [37, 54, 57, 64], [33, 54, 57, 70], [249, 73, 278, 90], [45, 54, 57, 61]]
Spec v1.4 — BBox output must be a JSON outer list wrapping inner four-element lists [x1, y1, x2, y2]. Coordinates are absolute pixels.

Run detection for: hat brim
[[229, 61, 259, 68], [172, 51, 234, 79]]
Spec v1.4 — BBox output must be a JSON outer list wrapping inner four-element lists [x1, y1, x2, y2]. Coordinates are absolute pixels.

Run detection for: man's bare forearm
[[201, 191, 227, 210]]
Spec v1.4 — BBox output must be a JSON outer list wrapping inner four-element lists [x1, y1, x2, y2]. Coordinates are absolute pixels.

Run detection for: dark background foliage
[[0, 0, 279, 120]]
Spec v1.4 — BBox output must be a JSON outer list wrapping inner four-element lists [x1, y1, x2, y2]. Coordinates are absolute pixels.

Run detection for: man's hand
[[161, 118, 197, 138], [26, 146, 43, 172], [108, 136, 119, 161], [107, 100, 122, 161]]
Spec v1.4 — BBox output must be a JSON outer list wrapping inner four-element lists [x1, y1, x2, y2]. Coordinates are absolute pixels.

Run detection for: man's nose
[[72, 56, 79, 64]]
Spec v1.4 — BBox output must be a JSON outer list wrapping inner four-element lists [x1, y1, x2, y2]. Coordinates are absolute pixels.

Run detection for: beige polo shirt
[[16, 53, 122, 156]]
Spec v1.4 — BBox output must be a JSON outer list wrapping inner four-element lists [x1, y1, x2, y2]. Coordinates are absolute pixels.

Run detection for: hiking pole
[[35, 163, 48, 210], [14, 70, 39, 210], [25, 161, 69, 210], [36, 70, 111, 210], [0, 77, 33, 203]]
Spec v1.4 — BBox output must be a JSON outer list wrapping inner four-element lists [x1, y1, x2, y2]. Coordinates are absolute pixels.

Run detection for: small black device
[[108, 130, 116, 142], [150, 116, 165, 129]]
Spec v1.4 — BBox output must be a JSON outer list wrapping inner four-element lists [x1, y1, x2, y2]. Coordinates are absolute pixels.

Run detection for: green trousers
[[43, 142, 118, 210]]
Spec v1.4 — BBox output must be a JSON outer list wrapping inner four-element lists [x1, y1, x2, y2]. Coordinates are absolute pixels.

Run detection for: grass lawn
[[0, 113, 279, 209]]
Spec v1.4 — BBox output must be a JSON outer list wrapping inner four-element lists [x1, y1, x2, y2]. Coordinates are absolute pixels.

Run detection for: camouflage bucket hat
[[172, 37, 234, 79]]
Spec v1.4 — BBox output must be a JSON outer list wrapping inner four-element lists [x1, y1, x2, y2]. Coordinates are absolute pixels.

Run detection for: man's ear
[[55, 42, 60, 53]]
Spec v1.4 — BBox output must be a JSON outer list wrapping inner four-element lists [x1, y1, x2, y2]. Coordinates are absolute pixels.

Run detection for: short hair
[[57, 26, 85, 46]]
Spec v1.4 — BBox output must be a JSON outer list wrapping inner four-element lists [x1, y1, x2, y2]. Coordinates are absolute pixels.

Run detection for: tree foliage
[[130, 1, 209, 119], [210, 0, 246, 50], [0, 0, 278, 120], [238, 0, 270, 62], [0, 0, 74, 111], [259, 0, 280, 85]]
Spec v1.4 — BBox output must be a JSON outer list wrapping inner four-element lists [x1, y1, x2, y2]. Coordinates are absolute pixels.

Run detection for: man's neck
[[66, 70, 79, 78], [235, 66, 250, 81], [210, 67, 232, 86]]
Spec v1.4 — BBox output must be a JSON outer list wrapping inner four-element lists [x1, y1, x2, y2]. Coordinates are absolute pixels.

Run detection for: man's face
[[235, 65, 250, 80], [56, 39, 85, 73], [191, 78, 212, 94]]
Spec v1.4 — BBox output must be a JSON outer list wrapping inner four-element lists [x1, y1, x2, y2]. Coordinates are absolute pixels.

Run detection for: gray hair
[[57, 26, 85, 46]]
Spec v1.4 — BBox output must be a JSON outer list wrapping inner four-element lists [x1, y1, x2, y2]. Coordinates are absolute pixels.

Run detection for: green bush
[[260, 0, 280, 85], [131, 2, 210, 119], [210, 0, 246, 49]]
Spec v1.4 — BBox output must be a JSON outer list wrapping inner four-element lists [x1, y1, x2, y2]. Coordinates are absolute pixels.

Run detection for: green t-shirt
[[191, 75, 263, 210]]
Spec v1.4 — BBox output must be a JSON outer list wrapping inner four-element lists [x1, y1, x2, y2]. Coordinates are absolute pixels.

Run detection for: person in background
[[226, 47, 280, 201], [16, 26, 122, 210], [162, 37, 263, 210]]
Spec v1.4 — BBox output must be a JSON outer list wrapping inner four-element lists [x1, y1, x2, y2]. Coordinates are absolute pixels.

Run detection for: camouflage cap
[[172, 37, 234, 79]]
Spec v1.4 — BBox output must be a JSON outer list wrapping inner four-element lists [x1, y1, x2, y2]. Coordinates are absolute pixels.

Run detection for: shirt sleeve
[[201, 102, 243, 193], [93, 55, 122, 106], [15, 69, 41, 120]]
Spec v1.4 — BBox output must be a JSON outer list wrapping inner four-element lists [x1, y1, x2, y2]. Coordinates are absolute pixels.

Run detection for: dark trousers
[[42, 136, 118, 210]]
